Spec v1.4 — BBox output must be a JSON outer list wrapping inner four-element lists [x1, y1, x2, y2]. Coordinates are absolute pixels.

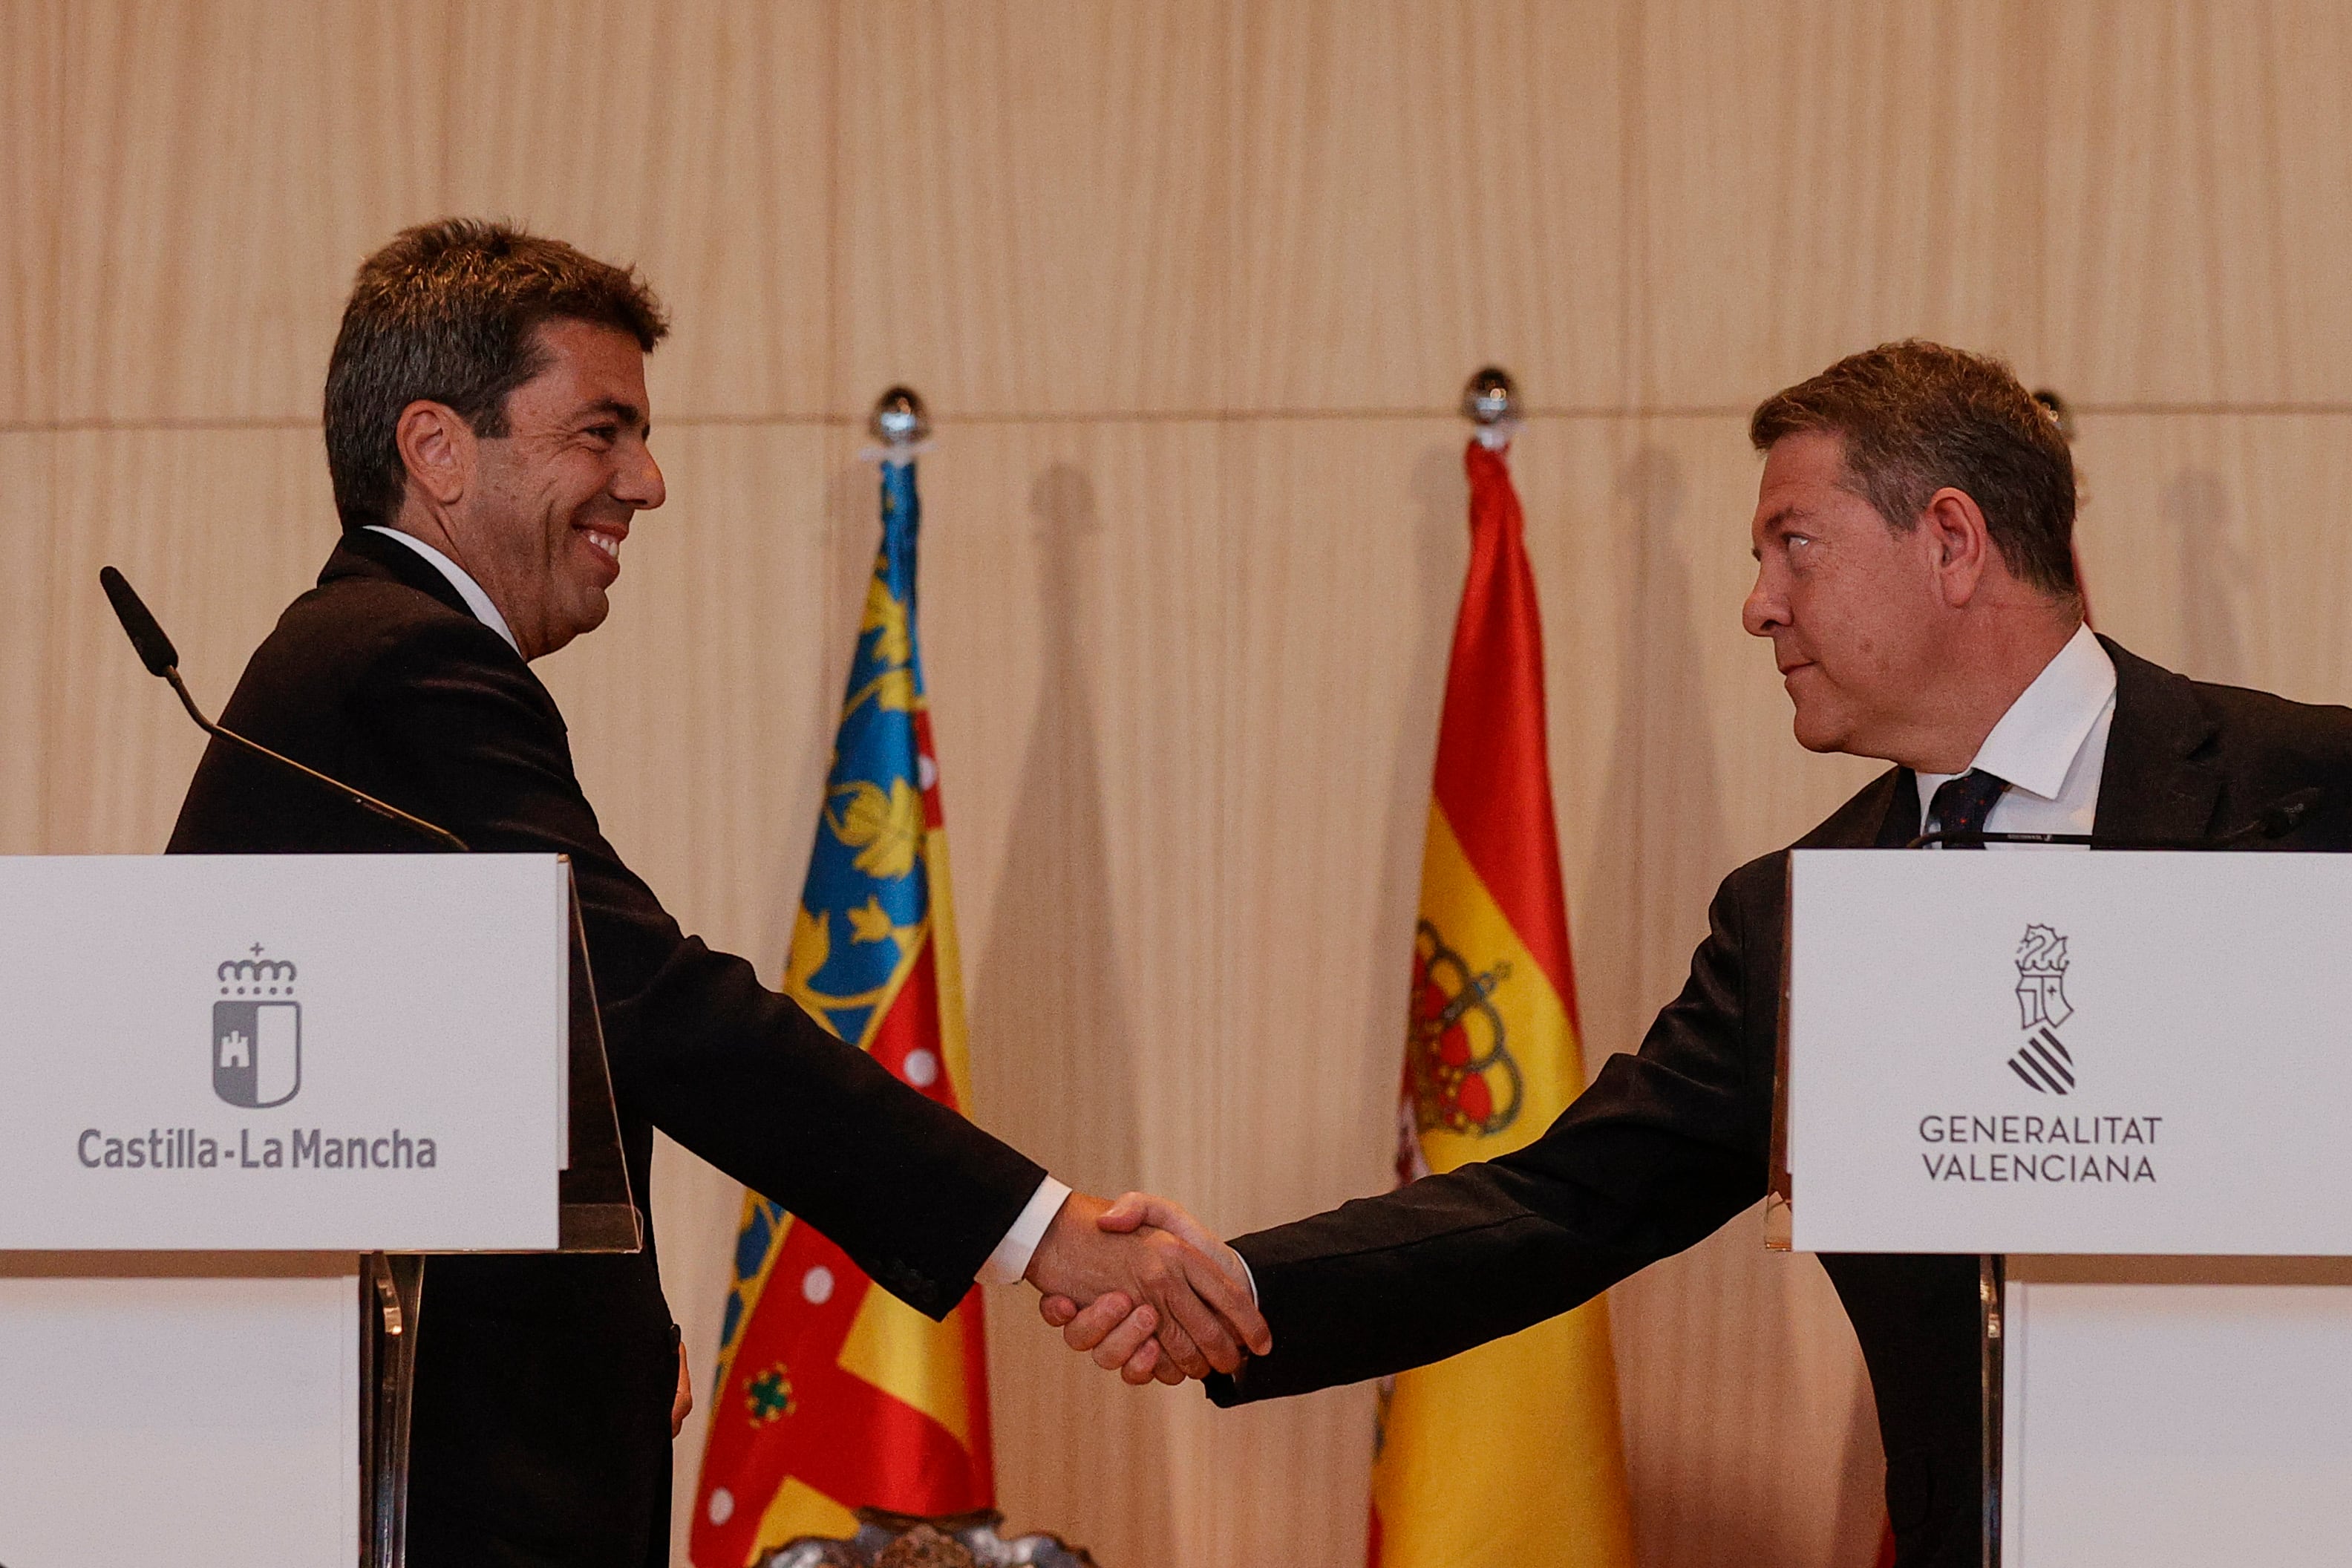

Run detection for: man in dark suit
[[1047, 341, 2352, 1566], [167, 219, 1264, 1568]]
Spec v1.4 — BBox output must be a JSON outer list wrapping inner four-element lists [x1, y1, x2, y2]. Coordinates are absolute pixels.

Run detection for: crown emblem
[[218, 943, 297, 996], [2015, 924, 2068, 978]]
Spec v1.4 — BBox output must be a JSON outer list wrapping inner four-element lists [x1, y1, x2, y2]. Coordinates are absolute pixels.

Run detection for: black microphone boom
[[98, 566, 468, 853], [1908, 786, 2325, 851]]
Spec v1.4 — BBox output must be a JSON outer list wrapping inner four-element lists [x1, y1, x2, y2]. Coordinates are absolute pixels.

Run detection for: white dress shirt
[[364, 524, 1068, 1284], [1915, 623, 2117, 843]]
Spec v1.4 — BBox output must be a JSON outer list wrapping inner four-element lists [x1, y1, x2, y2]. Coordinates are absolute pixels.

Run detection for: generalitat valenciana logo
[[2008, 923, 2076, 1095], [214, 944, 301, 1108]]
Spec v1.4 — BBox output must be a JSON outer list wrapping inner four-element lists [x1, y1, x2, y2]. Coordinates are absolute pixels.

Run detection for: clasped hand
[[1027, 1192, 1258, 1386]]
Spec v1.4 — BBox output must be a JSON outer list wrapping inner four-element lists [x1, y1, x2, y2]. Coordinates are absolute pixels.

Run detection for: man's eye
[[584, 425, 618, 443]]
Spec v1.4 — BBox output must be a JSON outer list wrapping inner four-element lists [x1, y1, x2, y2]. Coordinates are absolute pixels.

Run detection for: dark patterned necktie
[[1928, 768, 2010, 847]]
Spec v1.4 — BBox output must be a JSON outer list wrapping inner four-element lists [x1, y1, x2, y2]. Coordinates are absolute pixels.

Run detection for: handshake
[[1023, 1191, 1267, 1386]]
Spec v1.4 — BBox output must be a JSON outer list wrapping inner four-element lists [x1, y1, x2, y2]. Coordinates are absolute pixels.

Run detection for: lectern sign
[[0, 855, 568, 1250], [1784, 851, 2352, 1255]]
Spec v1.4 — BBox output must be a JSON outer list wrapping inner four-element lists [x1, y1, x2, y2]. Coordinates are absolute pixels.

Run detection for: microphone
[[99, 566, 468, 853], [1908, 785, 2325, 851], [2224, 785, 2324, 845]]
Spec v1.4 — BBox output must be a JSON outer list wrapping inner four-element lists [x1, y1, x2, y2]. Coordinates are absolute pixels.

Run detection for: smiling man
[[1050, 340, 2352, 1567], [166, 220, 1264, 1568]]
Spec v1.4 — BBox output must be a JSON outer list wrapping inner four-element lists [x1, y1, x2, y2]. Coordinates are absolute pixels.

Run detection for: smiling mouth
[[582, 529, 624, 569]]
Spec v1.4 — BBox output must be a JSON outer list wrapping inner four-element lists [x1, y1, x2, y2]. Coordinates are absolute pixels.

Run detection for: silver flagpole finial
[[1461, 366, 1522, 449], [869, 385, 931, 451]]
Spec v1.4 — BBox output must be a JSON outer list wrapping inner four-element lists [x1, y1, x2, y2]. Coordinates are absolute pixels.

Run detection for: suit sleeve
[[362, 621, 1045, 1320], [1209, 860, 1777, 1404]]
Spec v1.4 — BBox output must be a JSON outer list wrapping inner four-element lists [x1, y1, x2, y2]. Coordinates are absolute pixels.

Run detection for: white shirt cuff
[[976, 1175, 1072, 1286], [1234, 1249, 1258, 1307]]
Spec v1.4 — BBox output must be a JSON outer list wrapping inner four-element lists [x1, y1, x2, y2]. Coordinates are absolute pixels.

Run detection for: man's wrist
[[1230, 1246, 1258, 1308], [978, 1175, 1072, 1287]]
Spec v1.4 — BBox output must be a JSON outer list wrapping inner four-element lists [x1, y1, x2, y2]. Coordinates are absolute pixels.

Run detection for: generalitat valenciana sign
[[1783, 850, 2352, 1256]]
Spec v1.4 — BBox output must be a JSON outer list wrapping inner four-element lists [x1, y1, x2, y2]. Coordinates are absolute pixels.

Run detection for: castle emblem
[[213, 944, 301, 1108], [2008, 924, 2076, 1094], [1405, 920, 1523, 1137]]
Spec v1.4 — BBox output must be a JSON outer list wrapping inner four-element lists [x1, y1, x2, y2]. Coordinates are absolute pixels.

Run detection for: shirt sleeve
[[976, 1176, 1073, 1286]]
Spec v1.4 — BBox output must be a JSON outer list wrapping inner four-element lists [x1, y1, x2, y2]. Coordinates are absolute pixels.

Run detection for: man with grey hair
[[1052, 341, 2352, 1567]]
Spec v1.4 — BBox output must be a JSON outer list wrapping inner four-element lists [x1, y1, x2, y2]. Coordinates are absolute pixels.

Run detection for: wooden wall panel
[[1227, 1, 1628, 414], [2070, 414, 2352, 701], [1213, 415, 1486, 1568], [1, 0, 60, 425], [445, 0, 837, 422], [833, 1, 1230, 418], [1634, 0, 2045, 407], [1215, 416, 1465, 1237], [2042, 1, 2352, 405], [0, 436, 56, 853], [1610, 1223, 1886, 1568], [37, 430, 336, 852], [53, 0, 453, 423]]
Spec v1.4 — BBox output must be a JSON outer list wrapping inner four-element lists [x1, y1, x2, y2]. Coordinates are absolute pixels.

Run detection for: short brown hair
[[324, 218, 670, 531], [1749, 341, 2079, 601]]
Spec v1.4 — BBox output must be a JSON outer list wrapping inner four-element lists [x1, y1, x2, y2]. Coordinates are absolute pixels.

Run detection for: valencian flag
[[1371, 434, 1636, 1568], [691, 456, 993, 1565]]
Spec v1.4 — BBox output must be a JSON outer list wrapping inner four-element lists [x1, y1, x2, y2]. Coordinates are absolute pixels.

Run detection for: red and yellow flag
[[1371, 435, 1636, 1568], [690, 456, 992, 1565]]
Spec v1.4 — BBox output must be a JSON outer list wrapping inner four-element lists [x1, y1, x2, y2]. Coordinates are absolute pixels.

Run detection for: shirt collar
[[1953, 622, 2116, 802], [362, 526, 521, 657]]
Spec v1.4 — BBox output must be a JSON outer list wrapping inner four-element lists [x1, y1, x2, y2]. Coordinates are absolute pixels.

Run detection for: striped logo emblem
[[2009, 924, 2076, 1094]]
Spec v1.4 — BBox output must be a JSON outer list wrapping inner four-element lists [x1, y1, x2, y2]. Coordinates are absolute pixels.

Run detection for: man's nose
[[618, 445, 665, 511], [1742, 573, 1784, 638]]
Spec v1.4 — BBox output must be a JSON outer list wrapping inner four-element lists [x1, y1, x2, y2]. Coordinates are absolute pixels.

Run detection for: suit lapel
[[1875, 769, 1920, 848], [2092, 636, 2223, 843]]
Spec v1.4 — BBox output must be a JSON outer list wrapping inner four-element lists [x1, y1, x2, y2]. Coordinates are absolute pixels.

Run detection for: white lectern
[[0, 855, 639, 1568], [1774, 850, 2352, 1567]]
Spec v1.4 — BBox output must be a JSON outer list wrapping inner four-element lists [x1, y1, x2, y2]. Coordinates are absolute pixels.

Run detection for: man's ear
[[393, 400, 475, 509], [1921, 486, 1994, 607]]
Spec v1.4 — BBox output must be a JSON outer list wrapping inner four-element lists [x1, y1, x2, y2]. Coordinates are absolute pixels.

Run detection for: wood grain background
[[8, 3, 2351, 1564]]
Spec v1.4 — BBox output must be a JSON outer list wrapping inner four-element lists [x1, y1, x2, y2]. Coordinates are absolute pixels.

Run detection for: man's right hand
[[1024, 1190, 1269, 1383], [1036, 1191, 1258, 1386]]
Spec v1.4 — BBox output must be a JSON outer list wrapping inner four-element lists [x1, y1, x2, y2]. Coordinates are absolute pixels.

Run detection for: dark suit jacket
[[168, 530, 1045, 1568], [1208, 638, 2352, 1568]]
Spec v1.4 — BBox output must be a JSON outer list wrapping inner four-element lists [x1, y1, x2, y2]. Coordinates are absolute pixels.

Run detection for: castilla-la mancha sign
[[0, 855, 569, 1252]]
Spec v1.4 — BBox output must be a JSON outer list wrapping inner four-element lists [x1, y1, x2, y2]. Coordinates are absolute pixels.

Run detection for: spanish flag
[[690, 455, 993, 1565], [1370, 435, 1636, 1568]]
